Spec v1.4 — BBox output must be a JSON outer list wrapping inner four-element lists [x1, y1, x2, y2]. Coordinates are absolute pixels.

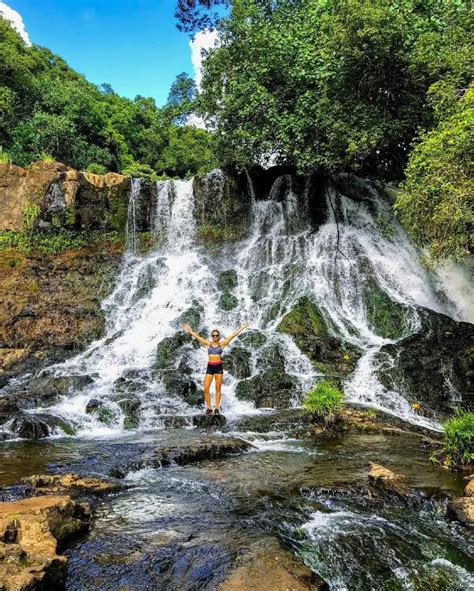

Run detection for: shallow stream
[[1, 422, 472, 590]]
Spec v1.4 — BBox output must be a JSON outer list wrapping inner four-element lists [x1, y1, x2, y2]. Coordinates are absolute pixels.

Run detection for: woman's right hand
[[182, 323, 191, 332]]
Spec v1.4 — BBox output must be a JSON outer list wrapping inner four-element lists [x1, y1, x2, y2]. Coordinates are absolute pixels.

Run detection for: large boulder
[[0, 495, 90, 591], [375, 307, 474, 415], [277, 297, 360, 380]]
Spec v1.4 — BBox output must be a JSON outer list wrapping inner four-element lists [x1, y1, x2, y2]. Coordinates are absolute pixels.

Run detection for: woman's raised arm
[[182, 323, 210, 347], [220, 322, 249, 348]]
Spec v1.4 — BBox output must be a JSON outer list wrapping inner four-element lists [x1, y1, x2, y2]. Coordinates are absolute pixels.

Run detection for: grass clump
[[303, 380, 344, 427], [433, 410, 474, 469], [86, 163, 108, 175]]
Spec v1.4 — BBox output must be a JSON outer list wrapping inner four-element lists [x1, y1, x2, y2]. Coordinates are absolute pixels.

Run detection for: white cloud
[[187, 30, 218, 129], [0, 2, 31, 45], [189, 29, 218, 91]]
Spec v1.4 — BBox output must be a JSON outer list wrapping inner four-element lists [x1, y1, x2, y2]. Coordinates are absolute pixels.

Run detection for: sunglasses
[[212, 333, 220, 337]]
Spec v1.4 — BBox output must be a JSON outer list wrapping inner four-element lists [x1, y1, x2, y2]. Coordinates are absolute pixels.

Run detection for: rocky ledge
[[0, 495, 90, 591]]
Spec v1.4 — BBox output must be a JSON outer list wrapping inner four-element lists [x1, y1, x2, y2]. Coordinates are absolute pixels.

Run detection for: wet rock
[[115, 396, 141, 430], [447, 497, 474, 525], [368, 462, 409, 495], [376, 307, 474, 415], [218, 270, 238, 291], [22, 374, 94, 408], [193, 414, 227, 428], [363, 281, 412, 340], [148, 436, 251, 468], [239, 329, 267, 350], [154, 332, 194, 371], [85, 400, 119, 426], [162, 370, 202, 406], [0, 495, 90, 591], [176, 299, 205, 330], [9, 412, 51, 439], [224, 347, 252, 379], [0, 396, 19, 425], [277, 297, 360, 379], [219, 292, 238, 311], [21, 473, 122, 497], [220, 537, 328, 591], [235, 370, 295, 408]]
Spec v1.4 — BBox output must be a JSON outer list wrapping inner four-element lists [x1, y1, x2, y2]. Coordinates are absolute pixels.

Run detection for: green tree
[[395, 83, 473, 261], [198, 0, 472, 178]]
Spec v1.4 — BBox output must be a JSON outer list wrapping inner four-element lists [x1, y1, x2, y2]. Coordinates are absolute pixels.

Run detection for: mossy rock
[[217, 270, 238, 291], [363, 282, 410, 340], [224, 347, 252, 379], [116, 396, 141, 430], [219, 292, 238, 311], [240, 330, 267, 350], [176, 300, 204, 330], [277, 297, 360, 378], [162, 370, 202, 406], [154, 332, 194, 370], [85, 399, 119, 425], [235, 370, 295, 408], [278, 296, 327, 337]]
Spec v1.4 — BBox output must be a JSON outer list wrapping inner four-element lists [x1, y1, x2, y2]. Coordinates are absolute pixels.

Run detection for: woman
[[181, 322, 248, 415]]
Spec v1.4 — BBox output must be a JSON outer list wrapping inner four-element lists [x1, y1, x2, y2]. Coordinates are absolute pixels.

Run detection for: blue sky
[[3, 0, 198, 105]]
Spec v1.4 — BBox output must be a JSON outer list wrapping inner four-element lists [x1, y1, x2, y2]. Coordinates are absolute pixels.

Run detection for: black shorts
[[206, 364, 223, 375]]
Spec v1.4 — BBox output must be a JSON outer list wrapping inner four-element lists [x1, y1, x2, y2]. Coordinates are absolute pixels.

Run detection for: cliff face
[[0, 161, 131, 231], [0, 161, 131, 382]]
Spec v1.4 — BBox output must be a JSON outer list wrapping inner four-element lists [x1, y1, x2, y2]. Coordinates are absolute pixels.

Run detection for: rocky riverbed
[[0, 414, 472, 590]]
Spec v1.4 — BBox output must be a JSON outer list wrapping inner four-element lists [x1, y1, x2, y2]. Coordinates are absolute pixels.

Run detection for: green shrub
[[21, 203, 40, 233], [38, 151, 55, 163], [0, 229, 123, 255], [437, 410, 474, 468], [303, 380, 344, 426], [86, 163, 108, 175], [121, 161, 160, 181], [0, 149, 11, 164]]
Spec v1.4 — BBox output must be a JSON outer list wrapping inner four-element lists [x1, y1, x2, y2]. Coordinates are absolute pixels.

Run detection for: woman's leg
[[215, 373, 223, 410], [203, 374, 214, 409]]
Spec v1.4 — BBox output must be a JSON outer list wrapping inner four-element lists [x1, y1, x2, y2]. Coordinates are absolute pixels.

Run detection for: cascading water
[[6, 170, 469, 437]]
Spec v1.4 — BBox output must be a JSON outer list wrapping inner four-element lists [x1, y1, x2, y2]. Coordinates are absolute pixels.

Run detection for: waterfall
[[125, 178, 141, 252], [7, 170, 468, 437]]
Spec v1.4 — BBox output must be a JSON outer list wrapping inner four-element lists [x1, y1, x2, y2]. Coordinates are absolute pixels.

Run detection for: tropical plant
[[303, 380, 344, 426], [435, 410, 474, 468]]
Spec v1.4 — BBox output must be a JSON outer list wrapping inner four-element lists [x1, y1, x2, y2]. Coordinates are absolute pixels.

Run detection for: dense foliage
[[303, 380, 344, 426], [0, 18, 216, 177], [395, 83, 473, 261], [198, 0, 472, 180]]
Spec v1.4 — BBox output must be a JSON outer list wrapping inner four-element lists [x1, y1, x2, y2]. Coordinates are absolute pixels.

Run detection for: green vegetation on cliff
[[0, 18, 216, 177], [303, 380, 344, 426]]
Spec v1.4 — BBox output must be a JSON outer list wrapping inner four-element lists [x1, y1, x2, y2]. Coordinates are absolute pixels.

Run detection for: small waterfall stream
[[6, 170, 470, 436]]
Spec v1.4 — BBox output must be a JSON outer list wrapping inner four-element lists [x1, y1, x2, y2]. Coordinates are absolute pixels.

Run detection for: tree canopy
[[0, 17, 216, 177], [197, 0, 472, 180]]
